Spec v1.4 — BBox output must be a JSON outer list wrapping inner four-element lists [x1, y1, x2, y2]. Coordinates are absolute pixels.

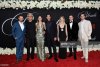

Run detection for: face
[[38, 16, 42, 22], [46, 15, 51, 21], [27, 15, 33, 21], [69, 15, 74, 21], [18, 16, 24, 22], [60, 16, 65, 22], [80, 14, 86, 20]]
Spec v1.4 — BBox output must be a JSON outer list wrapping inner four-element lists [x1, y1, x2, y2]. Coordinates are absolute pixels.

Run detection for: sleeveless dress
[[36, 23, 46, 61], [59, 25, 67, 59]]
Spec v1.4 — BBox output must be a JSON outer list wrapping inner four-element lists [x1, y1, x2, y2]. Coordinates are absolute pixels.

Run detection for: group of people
[[12, 13, 92, 63]]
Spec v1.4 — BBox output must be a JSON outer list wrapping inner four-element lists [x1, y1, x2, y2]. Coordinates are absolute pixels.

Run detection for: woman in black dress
[[57, 16, 68, 59]]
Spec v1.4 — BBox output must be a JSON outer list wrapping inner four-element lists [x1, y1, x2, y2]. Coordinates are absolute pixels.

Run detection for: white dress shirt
[[19, 21, 24, 31], [69, 20, 73, 29]]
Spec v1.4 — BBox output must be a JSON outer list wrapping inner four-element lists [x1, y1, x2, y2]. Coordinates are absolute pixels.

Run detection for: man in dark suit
[[12, 15, 25, 63], [67, 15, 79, 60], [45, 14, 58, 62], [25, 13, 36, 61]]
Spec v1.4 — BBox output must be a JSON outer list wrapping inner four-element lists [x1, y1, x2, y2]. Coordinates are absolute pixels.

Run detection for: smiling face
[[38, 16, 42, 22], [69, 15, 74, 21], [59, 16, 65, 23], [27, 13, 34, 21], [46, 15, 51, 21], [18, 16, 24, 22], [80, 14, 86, 20]]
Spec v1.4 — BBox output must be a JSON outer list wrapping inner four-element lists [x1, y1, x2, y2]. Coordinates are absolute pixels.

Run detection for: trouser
[[26, 37, 35, 59], [80, 40, 88, 60], [47, 36, 57, 59], [16, 37, 24, 60], [69, 47, 76, 57]]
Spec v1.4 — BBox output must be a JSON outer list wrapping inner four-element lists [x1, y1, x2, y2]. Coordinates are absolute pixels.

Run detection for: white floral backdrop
[[0, 1, 100, 10]]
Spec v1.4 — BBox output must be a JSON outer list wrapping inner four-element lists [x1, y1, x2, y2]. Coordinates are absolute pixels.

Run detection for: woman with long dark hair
[[35, 16, 46, 61]]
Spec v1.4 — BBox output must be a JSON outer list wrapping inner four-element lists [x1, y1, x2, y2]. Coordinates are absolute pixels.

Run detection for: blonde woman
[[57, 16, 68, 59]]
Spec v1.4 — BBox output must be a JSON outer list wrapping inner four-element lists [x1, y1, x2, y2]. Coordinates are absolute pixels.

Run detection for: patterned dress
[[36, 22, 46, 61]]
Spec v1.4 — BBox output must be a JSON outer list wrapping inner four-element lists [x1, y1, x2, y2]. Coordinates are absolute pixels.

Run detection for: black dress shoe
[[48, 56, 52, 59], [26, 58, 30, 61], [74, 56, 77, 60], [54, 58, 58, 62]]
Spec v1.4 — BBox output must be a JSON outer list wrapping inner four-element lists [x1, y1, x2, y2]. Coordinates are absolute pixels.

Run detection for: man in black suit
[[67, 15, 79, 60], [25, 13, 36, 61], [45, 14, 58, 62]]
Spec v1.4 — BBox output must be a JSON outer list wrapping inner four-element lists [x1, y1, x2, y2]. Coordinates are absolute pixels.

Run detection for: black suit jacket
[[25, 20, 36, 38], [67, 21, 79, 41], [45, 20, 57, 38]]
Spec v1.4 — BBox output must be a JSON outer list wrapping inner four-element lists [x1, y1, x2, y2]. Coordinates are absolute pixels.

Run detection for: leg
[[16, 40, 20, 61], [52, 41, 58, 62], [19, 38, 24, 60], [47, 37, 52, 58], [73, 47, 77, 60], [26, 38, 31, 60], [81, 40, 88, 62], [31, 38, 35, 59], [68, 46, 72, 57]]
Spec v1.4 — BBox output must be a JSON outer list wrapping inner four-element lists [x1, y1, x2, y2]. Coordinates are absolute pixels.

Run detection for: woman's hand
[[66, 37, 68, 41], [58, 37, 60, 42]]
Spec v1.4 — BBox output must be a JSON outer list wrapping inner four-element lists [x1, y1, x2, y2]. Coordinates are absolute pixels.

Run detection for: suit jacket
[[12, 21, 25, 40], [67, 21, 79, 41], [78, 20, 92, 41], [45, 20, 57, 38], [25, 20, 36, 38]]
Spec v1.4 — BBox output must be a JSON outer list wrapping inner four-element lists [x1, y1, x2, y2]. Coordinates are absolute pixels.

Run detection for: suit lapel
[[17, 21, 23, 31]]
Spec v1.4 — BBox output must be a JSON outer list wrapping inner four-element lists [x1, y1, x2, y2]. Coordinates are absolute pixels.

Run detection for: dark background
[[0, 8, 100, 48]]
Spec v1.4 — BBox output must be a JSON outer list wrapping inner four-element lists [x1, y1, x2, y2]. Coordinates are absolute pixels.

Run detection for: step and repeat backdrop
[[0, 8, 100, 48]]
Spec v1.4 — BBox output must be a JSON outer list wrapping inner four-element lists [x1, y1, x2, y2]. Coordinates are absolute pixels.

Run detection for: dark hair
[[69, 15, 74, 17], [37, 15, 43, 22], [18, 15, 23, 18], [46, 14, 51, 17], [80, 12, 87, 17]]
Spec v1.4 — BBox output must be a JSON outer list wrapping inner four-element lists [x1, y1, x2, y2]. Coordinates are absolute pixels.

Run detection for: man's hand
[[54, 37, 57, 41]]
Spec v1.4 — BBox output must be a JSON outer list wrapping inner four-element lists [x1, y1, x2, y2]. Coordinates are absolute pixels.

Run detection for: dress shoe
[[48, 56, 52, 59], [54, 58, 58, 62], [74, 56, 77, 60], [85, 59, 88, 63]]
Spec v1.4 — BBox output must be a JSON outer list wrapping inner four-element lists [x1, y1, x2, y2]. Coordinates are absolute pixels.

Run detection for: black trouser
[[47, 36, 57, 59], [69, 47, 76, 57], [26, 37, 35, 59], [69, 39, 77, 58]]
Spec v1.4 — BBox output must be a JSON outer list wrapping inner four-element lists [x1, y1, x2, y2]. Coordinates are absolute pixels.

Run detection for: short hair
[[46, 14, 51, 17], [69, 15, 74, 17], [27, 13, 33, 16], [18, 15, 23, 18], [27, 13, 34, 19]]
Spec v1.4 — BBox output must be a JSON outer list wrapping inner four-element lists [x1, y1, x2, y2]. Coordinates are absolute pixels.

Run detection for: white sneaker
[[81, 56, 85, 59], [85, 59, 88, 63]]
